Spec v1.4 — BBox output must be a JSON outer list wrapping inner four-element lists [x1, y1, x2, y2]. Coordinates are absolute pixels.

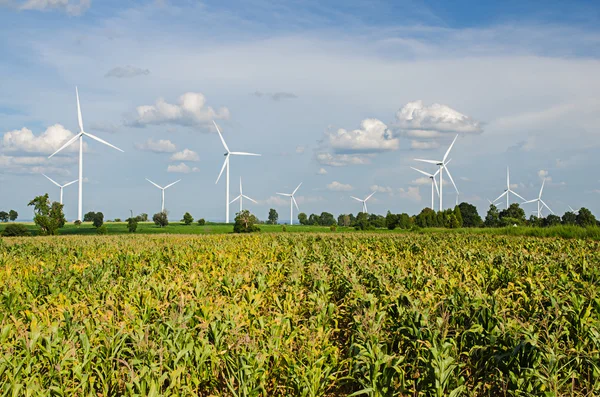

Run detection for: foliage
[[368, 214, 386, 228], [298, 212, 308, 225], [136, 213, 149, 222], [233, 210, 260, 233], [96, 225, 108, 235], [319, 212, 336, 226], [544, 214, 561, 227], [308, 213, 320, 226], [562, 211, 577, 225], [182, 212, 194, 225], [499, 203, 526, 225], [197, 218, 206, 226], [484, 204, 500, 227], [114, 218, 121, 222], [397, 213, 411, 229], [329, 224, 337, 232], [268, 208, 278, 225], [386, 211, 398, 230], [127, 217, 138, 233], [0, 233, 599, 395], [153, 211, 169, 228], [458, 202, 482, 227], [92, 212, 104, 228], [83, 211, 96, 222], [8, 210, 18, 222], [74, 220, 82, 226], [0, 212, 8, 222], [354, 212, 371, 230], [1, 223, 30, 237], [338, 214, 352, 227], [27, 194, 65, 236], [576, 207, 597, 227]]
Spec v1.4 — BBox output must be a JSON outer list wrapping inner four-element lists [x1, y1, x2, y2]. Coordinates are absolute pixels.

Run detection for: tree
[[197, 218, 206, 226], [83, 212, 96, 222], [0, 212, 8, 222], [529, 215, 543, 227], [499, 203, 526, 225], [298, 212, 308, 225], [484, 204, 500, 227], [127, 217, 138, 233], [153, 211, 169, 227], [234, 210, 260, 233], [544, 214, 561, 227], [397, 213, 411, 229], [28, 194, 65, 235], [415, 208, 437, 228], [308, 214, 320, 226], [268, 209, 278, 225], [182, 212, 194, 225], [354, 212, 370, 230], [1, 224, 30, 237], [562, 211, 577, 225], [337, 214, 351, 227], [8, 210, 18, 222], [453, 206, 463, 228], [93, 212, 104, 228], [136, 213, 149, 222], [457, 203, 482, 227], [447, 214, 460, 228], [576, 207, 597, 227], [386, 211, 398, 230], [319, 212, 336, 226], [368, 214, 386, 228]]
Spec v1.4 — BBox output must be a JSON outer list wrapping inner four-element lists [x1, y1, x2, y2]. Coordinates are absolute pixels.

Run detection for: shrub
[[234, 210, 260, 233], [153, 211, 169, 228], [96, 225, 108, 235], [330, 224, 337, 232], [127, 217, 138, 233], [182, 212, 194, 225], [28, 194, 65, 236], [74, 220, 82, 226], [93, 212, 104, 228], [197, 218, 206, 226], [114, 218, 122, 222], [282, 225, 287, 232], [1, 224, 31, 237]]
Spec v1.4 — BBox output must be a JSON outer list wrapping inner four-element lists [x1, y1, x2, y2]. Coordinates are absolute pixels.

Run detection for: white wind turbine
[[415, 135, 459, 211], [567, 205, 579, 214], [146, 179, 181, 212], [411, 166, 441, 210], [213, 121, 261, 223], [522, 179, 553, 218], [493, 167, 526, 209], [230, 177, 257, 213], [276, 183, 302, 225], [42, 174, 78, 205], [350, 191, 376, 214], [48, 87, 124, 221]]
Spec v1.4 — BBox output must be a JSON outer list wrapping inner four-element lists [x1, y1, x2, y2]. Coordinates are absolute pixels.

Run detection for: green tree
[[127, 217, 138, 233], [268, 209, 278, 225], [457, 202, 482, 227], [562, 211, 577, 225], [397, 213, 411, 229], [544, 214, 561, 227], [182, 212, 194, 225], [136, 213, 149, 222], [529, 215, 543, 227], [499, 203, 526, 225], [576, 207, 597, 227], [386, 211, 398, 230], [83, 211, 96, 222], [197, 218, 206, 226], [28, 194, 65, 235], [415, 207, 437, 228], [93, 212, 104, 228], [484, 204, 500, 227], [298, 212, 308, 225], [8, 210, 18, 222], [453, 206, 464, 228], [153, 211, 169, 227], [354, 212, 370, 230], [308, 214, 320, 226], [319, 212, 336, 226], [1, 224, 30, 237], [0, 212, 8, 222], [337, 214, 351, 227], [234, 210, 260, 233]]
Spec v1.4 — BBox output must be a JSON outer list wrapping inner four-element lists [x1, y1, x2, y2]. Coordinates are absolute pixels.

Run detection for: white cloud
[[0, 154, 74, 175], [411, 177, 431, 186], [538, 169, 553, 182], [135, 138, 177, 153], [296, 146, 305, 154], [252, 91, 298, 101], [325, 119, 399, 153], [105, 66, 150, 79], [167, 163, 199, 173], [128, 92, 229, 128], [170, 148, 199, 162], [316, 152, 371, 167], [370, 185, 393, 194], [17, 0, 90, 15], [265, 195, 289, 206], [327, 181, 353, 191], [410, 140, 440, 150], [316, 168, 327, 175], [2, 124, 81, 154], [395, 100, 483, 137], [398, 186, 422, 202]]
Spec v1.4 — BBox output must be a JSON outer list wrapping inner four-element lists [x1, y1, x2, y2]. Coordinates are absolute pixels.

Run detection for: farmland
[[1, 233, 599, 395]]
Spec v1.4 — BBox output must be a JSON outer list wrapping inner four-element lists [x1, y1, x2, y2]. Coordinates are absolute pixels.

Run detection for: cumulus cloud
[[2, 124, 82, 154], [0, 154, 74, 175], [370, 185, 393, 194], [411, 140, 440, 150], [327, 181, 353, 191], [395, 100, 483, 138], [167, 163, 199, 173], [105, 66, 150, 79], [398, 186, 422, 202], [14, 0, 90, 15], [252, 91, 298, 101], [316, 152, 371, 167], [325, 119, 399, 153], [128, 92, 229, 128], [135, 138, 176, 153], [170, 148, 199, 162], [316, 168, 327, 175], [538, 169, 553, 183]]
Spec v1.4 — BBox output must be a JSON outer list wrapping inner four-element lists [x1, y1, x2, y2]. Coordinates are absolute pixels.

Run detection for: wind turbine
[[213, 121, 261, 223], [276, 183, 302, 225], [48, 87, 124, 221], [567, 205, 579, 214], [42, 174, 77, 205], [230, 177, 257, 213], [522, 179, 553, 218], [411, 166, 440, 210], [350, 191, 376, 214], [146, 178, 181, 212], [415, 134, 459, 211], [493, 167, 526, 209]]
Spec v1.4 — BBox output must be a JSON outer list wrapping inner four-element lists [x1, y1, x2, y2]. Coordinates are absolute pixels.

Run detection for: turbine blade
[[213, 120, 229, 152], [276, 193, 292, 196], [292, 182, 302, 195], [433, 176, 439, 196], [230, 195, 241, 204], [414, 159, 440, 165], [350, 196, 362, 202], [63, 179, 78, 187], [444, 166, 459, 194], [506, 166, 510, 189], [215, 156, 228, 184], [411, 167, 433, 178], [493, 191, 507, 202], [48, 133, 82, 158], [539, 178, 545, 198], [230, 152, 261, 156], [510, 190, 527, 202], [242, 195, 257, 204], [239, 177, 243, 194], [43, 174, 60, 187], [365, 191, 376, 201], [146, 178, 162, 189], [292, 196, 299, 211], [84, 132, 124, 152], [76, 86, 84, 132], [522, 199, 537, 204], [164, 179, 181, 189], [540, 199, 554, 214], [443, 134, 458, 162]]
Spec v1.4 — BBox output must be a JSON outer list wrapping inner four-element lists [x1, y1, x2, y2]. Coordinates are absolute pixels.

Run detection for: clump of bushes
[[182, 212, 194, 225], [127, 217, 138, 233], [153, 211, 169, 228], [234, 210, 260, 233], [197, 218, 206, 226], [1, 224, 31, 237], [96, 225, 108, 235]]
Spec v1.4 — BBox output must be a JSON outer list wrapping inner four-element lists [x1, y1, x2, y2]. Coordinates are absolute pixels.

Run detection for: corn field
[[0, 234, 599, 396]]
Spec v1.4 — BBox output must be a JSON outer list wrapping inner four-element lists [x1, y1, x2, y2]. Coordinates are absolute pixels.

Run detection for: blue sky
[[1, 0, 599, 222]]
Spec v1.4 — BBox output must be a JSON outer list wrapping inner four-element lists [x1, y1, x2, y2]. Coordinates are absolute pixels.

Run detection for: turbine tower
[[350, 191, 376, 214], [523, 178, 553, 218], [230, 177, 257, 213], [42, 174, 77, 205], [414, 134, 459, 211], [213, 121, 261, 223], [493, 167, 526, 208], [276, 183, 302, 225], [411, 167, 440, 210], [146, 178, 181, 212], [49, 87, 124, 221]]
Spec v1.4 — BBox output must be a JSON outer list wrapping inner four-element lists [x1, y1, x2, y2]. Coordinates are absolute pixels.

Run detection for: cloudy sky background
[[1, 0, 599, 222]]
